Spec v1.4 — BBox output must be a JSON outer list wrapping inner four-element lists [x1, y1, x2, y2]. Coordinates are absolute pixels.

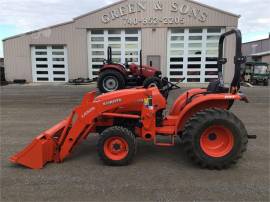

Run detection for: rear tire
[[263, 80, 269, 86], [143, 77, 162, 89], [97, 126, 136, 166], [182, 108, 248, 169], [98, 70, 125, 93]]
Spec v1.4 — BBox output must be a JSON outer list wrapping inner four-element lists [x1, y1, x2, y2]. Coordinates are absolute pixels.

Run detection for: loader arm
[[58, 89, 151, 161], [10, 89, 153, 169]]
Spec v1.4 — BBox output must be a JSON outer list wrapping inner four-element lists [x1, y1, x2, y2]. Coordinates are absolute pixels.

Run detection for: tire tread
[[97, 126, 136, 166], [97, 70, 125, 93], [182, 108, 248, 169]]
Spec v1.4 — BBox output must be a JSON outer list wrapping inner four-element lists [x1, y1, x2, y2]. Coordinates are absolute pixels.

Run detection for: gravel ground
[[0, 84, 269, 201]]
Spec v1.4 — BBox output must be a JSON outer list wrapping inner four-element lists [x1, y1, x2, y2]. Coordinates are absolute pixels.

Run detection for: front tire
[[143, 77, 162, 89], [182, 108, 248, 169], [97, 126, 136, 166], [98, 70, 125, 93]]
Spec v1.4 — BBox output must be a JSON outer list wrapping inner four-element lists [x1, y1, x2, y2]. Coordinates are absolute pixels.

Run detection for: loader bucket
[[10, 119, 68, 169]]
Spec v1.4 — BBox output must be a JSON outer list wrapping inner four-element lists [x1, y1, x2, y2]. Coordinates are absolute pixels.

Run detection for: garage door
[[167, 28, 225, 83], [88, 29, 141, 79], [31, 45, 68, 82]]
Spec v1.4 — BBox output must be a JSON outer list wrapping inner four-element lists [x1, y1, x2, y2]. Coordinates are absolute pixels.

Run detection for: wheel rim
[[200, 125, 234, 157], [103, 76, 118, 92], [148, 82, 158, 88], [104, 137, 129, 160]]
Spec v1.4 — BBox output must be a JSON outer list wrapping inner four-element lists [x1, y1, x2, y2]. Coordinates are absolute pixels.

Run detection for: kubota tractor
[[10, 29, 256, 170], [97, 47, 163, 93]]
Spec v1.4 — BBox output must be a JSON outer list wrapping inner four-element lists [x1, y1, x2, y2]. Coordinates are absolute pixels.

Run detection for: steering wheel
[[161, 77, 185, 98], [124, 61, 129, 68]]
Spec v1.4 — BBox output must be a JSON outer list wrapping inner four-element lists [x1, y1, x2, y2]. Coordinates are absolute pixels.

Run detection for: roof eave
[[74, 0, 127, 20], [2, 20, 74, 42], [75, 0, 240, 20], [250, 51, 270, 57], [243, 38, 270, 44], [187, 0, 240, 18]]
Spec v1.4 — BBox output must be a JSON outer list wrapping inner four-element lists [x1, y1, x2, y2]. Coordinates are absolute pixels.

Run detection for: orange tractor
[[10, 29, 255, 169]]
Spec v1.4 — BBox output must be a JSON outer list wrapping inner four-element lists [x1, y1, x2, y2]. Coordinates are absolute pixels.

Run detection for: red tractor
[[10, 29, 256, 170], [97, 47, 163, 93]]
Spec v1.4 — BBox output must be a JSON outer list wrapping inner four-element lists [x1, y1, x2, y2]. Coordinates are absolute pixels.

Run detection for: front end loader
[[10, 29, 256, 170]]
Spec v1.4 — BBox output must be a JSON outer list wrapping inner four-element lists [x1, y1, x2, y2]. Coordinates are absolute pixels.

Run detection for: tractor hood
[[144, 65, 160, 72], [129, 63, 161, 77], [141, 65, 161, 77]]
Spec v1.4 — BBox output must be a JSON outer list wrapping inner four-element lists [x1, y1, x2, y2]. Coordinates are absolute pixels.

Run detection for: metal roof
[[187, 0, 240, 17], [251, 51, 270, 57], [246, 61, 269, 66]]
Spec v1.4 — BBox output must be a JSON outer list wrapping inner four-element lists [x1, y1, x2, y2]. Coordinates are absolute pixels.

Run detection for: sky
[[0, 0, 269, 57]]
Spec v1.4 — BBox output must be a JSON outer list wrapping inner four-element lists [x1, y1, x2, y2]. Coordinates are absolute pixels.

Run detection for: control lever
[[169, 77, 185, 89]]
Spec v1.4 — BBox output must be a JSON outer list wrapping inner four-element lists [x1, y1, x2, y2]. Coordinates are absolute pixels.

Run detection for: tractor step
[[154, 134, 176, 147], [156, 126, 175, 134]]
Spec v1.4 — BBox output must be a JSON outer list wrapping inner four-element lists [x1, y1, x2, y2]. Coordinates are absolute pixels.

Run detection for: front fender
[[175, 93, 248, 133]]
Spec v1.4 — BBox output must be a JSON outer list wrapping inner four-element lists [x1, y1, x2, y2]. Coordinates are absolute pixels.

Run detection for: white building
[[3, 0, 239, 84]]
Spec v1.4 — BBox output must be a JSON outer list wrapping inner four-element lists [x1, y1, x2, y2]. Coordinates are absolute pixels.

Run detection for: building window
[[167, 27, 225, 83], [88, 29, 141, 78]]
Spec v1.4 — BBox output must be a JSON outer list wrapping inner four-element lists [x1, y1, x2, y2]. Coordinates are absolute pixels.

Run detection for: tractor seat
[[207, 80, 229, 93], [129, 64, 140, 75], [125, 63, 129, 69]]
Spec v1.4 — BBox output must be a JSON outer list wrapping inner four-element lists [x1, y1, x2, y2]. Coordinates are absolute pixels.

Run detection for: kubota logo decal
[[224, 95, 236, 99], [81, 107, 95, 118], [103, 98, 122, 106], [136, 99, 144, 103]]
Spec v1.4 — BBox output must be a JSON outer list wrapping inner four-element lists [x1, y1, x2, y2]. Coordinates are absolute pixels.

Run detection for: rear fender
[[175, 93, 247, 133], [100, 64, 128, 77], [170, 88, 206, 115]]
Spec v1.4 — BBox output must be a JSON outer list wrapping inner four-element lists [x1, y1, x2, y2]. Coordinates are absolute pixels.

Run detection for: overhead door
[[167, 28, 225, 83], [31, 45, 68, 82], [88, 29, 141, 79]]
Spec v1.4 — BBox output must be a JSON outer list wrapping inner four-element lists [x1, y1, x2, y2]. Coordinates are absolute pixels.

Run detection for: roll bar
[[140, 50, 143, 76], [107, 46, 112, 64], [217, 29, 246, 89]]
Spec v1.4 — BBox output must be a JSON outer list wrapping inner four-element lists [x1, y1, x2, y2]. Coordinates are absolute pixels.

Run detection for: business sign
[[101, 1, 208, 26]]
